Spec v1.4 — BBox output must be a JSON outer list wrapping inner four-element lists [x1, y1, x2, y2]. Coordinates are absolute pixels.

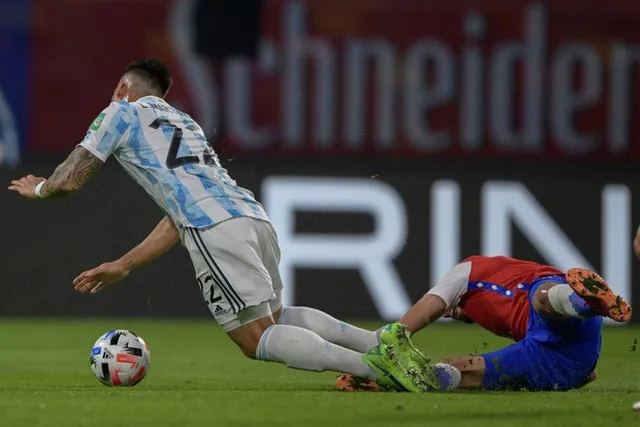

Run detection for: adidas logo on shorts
[[214, 305, 229, 316]]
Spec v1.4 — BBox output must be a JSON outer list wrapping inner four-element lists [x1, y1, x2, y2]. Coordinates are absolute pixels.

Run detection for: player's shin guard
[[256, 324, 377, 381]]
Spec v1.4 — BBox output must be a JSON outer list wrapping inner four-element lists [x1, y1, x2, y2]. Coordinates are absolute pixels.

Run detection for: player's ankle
[[568, 291, 597, 317]]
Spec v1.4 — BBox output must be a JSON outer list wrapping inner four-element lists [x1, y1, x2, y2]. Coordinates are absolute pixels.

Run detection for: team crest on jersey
[[89, 112, 106, 131]]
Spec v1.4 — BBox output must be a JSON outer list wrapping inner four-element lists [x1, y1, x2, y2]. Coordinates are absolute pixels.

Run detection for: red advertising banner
[[31, 0, 640, 160]]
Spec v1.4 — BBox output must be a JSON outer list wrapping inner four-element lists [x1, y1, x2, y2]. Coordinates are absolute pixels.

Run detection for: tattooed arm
[[8, 146, 103, 199], [41, 146, 103, 198], [10, 102, 132, 199]]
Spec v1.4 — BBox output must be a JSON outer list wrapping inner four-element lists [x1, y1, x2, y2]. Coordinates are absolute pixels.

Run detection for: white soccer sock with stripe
[[278, 307, 379, 353], [547, 284, 595, 318], [256, 324, 377, 380]]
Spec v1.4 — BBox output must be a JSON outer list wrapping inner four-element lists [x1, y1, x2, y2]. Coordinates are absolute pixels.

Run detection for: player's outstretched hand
[[8, 175, 46, 199], [73, 261, 131, 294]]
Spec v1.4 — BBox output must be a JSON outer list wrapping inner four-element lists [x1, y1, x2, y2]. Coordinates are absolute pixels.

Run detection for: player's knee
[[238, 343, 259, 360], [229, 329, 262, 360], [226, 313, 276, 360], [532, 283, 556, 315], [576, 369, 597, 388]]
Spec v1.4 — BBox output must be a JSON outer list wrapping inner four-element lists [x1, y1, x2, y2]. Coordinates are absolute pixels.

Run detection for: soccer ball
[[90, 329, 151, 386]]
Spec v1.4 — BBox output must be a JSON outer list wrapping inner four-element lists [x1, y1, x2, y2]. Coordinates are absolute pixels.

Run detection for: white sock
[[256, 324, 376, 380], [278, 307, 379, 353], [547, 284, 595, 319], [433, 363, 462, 391]]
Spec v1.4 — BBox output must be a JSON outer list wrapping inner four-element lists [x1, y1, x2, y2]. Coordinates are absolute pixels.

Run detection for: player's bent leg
[[277, 306, 379, 353], [223, 302, 277, 359], [184, 219, 380, 381], [533, 280, 600, 321], [531, 282, 569, 319], [480, 337, 597, 391], [532, 271, 631, 322], [260, 221, 380, 354], [225, 302, 378, 381], [387, 352, 503, 392], [565, 268, 631, 322], [386, 342, 596, 393], [480, 338, 548, 391], [438, 356, 484, 390], [254, 324, 378, 380]]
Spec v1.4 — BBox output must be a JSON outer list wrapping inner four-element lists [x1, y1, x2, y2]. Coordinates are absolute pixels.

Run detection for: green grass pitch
[[1, 319, 639, 427]]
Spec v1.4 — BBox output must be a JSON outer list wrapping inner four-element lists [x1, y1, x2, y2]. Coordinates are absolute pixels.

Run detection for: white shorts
[[183, 217, 284, 331]]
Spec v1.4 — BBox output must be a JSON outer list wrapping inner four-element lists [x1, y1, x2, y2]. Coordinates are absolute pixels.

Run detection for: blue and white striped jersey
[[79, 96, 269, 229]]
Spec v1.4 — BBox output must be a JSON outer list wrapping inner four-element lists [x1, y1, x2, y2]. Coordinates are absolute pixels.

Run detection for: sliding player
[[8, 58, 422, 389], [340, 256, 631, 392]]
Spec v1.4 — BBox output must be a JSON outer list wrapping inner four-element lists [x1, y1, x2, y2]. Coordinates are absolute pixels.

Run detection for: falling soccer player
[[338, 255, 631, 393], [8, 58, 419, 388]]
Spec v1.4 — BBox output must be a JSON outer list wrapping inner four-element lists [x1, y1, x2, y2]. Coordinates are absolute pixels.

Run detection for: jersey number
[[149, 118, 215, 169]]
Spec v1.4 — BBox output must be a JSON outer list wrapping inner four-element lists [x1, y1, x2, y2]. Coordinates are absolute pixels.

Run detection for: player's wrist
[[34, 180, 47, 198], [117, 257, 136, 273]]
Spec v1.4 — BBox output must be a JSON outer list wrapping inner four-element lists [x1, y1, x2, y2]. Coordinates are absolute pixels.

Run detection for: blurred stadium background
[[1, 0, 639, 322], [3, 1, 640, 426]]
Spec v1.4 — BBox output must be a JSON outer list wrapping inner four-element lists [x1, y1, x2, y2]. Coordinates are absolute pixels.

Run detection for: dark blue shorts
[[481, 276, 603, 391]]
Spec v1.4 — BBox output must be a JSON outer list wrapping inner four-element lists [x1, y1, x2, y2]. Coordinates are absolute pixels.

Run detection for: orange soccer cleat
[[336, 374, 385, 392], [565, 268, 632, 323]]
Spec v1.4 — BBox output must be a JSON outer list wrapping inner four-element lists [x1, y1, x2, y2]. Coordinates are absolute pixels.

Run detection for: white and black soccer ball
[[90, 329, 151, 386]]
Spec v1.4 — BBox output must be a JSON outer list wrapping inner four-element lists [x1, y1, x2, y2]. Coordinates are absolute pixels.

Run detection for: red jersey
[[443, 256, 564, 341]]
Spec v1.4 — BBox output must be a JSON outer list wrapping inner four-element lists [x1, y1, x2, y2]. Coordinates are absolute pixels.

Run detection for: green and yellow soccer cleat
[[362, 344, 420, 392], [365, 367, 405, 392], [378, 323, 441, 392]]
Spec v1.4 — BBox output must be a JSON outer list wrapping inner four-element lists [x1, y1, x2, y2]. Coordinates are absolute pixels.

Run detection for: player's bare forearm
[[41, 146, 103, 198], [399, 294, 447, 334], [74, 216, 179, 294], [118, 216, 180, 272]]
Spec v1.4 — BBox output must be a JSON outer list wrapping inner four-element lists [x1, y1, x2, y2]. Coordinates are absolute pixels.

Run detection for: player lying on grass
[[8, 57, 408, 387], [338, 255, 631, 392]]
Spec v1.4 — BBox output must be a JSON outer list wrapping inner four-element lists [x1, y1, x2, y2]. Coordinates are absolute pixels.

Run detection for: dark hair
[[123, 58, 172, 97]]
